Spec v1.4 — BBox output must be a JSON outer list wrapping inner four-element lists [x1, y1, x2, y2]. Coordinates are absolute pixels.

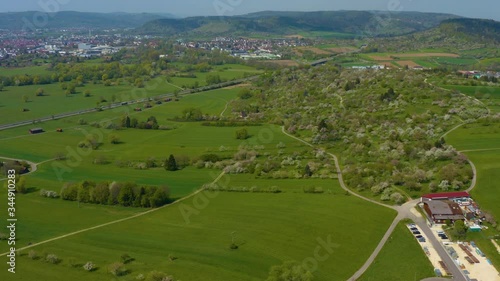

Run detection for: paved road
[[410, 210, 467, 280]]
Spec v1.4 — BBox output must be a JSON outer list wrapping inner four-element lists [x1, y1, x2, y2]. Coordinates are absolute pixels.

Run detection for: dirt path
[[0, 156, 38, 180], [220, 100, 230, 117], [460, 147, 500, 153], [0, 171, 226, 257]]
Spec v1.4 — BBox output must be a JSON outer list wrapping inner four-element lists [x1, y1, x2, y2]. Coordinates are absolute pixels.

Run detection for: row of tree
[[60, 181, 171, 208]]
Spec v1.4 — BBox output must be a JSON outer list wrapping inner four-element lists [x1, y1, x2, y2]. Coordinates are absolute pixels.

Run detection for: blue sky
[[1, 0, 499, 20]]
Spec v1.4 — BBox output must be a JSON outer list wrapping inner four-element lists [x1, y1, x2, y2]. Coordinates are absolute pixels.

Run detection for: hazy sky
[[1, 0, 499, 20]]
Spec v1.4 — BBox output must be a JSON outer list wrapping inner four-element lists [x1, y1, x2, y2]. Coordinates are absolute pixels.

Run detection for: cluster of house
[[458, 70, 500, 79], [0, 31, 133, 59], [178, 37, 310, 60], [421, 191, 484, 231], [75, 43, 119, 58]]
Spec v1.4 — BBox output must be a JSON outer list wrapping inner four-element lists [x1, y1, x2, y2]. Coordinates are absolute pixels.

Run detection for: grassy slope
[[359, 222, 434, 281], [1, 191, 396, 281]]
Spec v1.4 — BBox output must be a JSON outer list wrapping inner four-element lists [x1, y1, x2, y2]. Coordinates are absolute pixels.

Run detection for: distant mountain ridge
[[0, 11, 176, 30], [137, 10, 461, 37], [439, 18, 500, 42]]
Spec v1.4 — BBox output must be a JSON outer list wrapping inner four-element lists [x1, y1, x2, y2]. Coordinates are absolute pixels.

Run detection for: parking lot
[[406, 223, 450, 277]]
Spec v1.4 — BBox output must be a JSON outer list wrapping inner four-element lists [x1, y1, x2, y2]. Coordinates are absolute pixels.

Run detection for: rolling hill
[[0, 11, 176, 30], [365, 18, 500, 54], [439, 18, 500, 42], [136, 10, 461, 37]]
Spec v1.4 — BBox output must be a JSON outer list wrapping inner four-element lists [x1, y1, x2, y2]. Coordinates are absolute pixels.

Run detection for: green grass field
[[446, 123, 500, 272], [359, 222, 434, 281], [0, 189, 396, 281], [0, 64, 261, 125], [0, 65, 51, 76], [0, 188, 142, 253], [432, 57, 478, 66], [0, 82, 401, 281], [0, 87, 301, 199]]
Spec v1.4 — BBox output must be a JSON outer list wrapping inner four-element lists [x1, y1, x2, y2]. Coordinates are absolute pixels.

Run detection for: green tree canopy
[[266, 261, 314, 281], [165, 154, 178, 171]]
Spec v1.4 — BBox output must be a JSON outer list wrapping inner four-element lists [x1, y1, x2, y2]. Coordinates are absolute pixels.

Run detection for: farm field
[[0, 186, 142, 254], [367, 52, 460, 61], [359, 222, 434, 281], [446, 123, 500, 271], [446, 124, 500, 219], [0, 189, 396, 281], [355, 51, 482, 69], [0, 64, 261, 125]]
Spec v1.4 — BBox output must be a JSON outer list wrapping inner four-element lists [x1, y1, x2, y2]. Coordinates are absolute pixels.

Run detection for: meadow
[[359, 222, 435, 281], [0, 80, 402, 281], [355, 51, 480, 69], [0, 189, 396, 281], [446, 122, 500, 272], [0, 63, 261, 125], [446, 124, 500, 219]]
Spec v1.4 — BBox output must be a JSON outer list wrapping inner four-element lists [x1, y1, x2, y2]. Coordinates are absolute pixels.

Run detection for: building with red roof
[[421, 191, 470, 201]]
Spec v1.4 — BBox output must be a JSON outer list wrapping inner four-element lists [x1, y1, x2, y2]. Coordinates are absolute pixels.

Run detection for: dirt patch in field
[[396, 60, 421, 68], [265, 60, 300, 67], [381, 62, 395, 68], [397, 53, 459, 58], [328, 47, 358, 53]]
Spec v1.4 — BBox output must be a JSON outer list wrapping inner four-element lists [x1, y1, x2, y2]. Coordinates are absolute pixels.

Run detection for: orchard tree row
[[60, 181, 171, 208]]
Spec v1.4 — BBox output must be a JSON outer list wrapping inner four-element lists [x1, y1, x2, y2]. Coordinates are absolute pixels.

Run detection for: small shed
[[29, 128, 44, 134]]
